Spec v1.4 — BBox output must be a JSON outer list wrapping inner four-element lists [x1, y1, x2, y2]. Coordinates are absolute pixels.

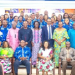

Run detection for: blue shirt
[[14, 46, 32, 61], [0, 31, 3, 44], [1, 26, 10, 42], [27, 24, 34, 29]]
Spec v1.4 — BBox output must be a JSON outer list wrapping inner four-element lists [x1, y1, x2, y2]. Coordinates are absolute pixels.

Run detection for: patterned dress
[[32, 29, 42, 65], [53, 29, 69, 67], [0, 47, 13, 73], [37, 48, 54, 72]]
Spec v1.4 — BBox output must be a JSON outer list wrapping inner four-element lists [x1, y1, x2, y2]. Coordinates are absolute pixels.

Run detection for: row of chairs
[[9, 57, 72, 75]]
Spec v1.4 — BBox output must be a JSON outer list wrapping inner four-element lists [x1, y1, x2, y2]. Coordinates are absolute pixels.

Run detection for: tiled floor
[[17, 68, 71, 75]]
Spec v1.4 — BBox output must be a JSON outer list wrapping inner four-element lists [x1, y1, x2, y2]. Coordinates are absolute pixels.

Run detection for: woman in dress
[[0, 41, 14, 75], [53, 21, 69, 67], [32, 21, 42, 67], [37, 41, 54, 75]]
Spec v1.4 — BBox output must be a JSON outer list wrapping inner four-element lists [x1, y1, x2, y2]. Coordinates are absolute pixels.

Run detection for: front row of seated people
[[0, 40, 75, 75]]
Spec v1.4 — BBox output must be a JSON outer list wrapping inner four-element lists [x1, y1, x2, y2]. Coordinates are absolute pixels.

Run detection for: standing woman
[[0, 41, 14, 75], [37, 41, 54, 75], [32, 21, 42, 67], [53, 22, 69, 67]]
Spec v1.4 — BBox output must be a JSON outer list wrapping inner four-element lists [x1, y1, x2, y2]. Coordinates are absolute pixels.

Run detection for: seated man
[[60, 42, 75, 75], [14, 40, 32, 75]]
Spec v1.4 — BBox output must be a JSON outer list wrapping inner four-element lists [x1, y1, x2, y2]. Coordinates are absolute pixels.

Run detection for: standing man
[[42, 18, 55, 47], [7, 21, 19, 51], [18, 21, 32, 49]]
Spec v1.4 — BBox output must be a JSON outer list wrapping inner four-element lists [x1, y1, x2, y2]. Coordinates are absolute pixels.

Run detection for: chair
[[58, 58, 72, 75], [36, 58, 55, 75], [12, 58, 32, 75]]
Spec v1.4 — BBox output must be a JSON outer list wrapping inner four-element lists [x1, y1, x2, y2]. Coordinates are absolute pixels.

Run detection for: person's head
[[3, 20, 7, 26], [47, 18, 51, 25], [9, 11, 13, 18], [63, 13, 69, 19], [72, 14, 75, 21], [34, 21, 40, 29], [14, 16, 18, 22], [58, 21, 63, 28], [44, 10, 48, 16], [44, 14, 48, 21], [1, 15, 4, 21], [25, 14, 28, 21], [20, 11, 24, 17], [64, 18, 69, 24], [52, 13, 55, 17], [66, 42, 70, 48], [23, 21, 28, 28], [19, 16, 23, 22], [2, 41, 10, 48], [4, 14, 9, 20], [36, 12, 39, 18], [0, 20, 2, 26], [20, 40, 26, 47], [27, 17, 32, 24], [39, 14, 43, 21], [12, 21, 17, 29], [42, 41, 50, 50], [51, 17, 55, 23], [73, 23, 75, 30], [31, 13, 35, 20], [69, 13, 73, 19], [57, 14, 62, 22]]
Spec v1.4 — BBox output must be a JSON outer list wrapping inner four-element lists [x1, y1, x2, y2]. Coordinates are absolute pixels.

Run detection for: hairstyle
[[42, 41, 50, 51], [14, 16, 18, 19], [33, 21, 40, 29], [2, 41, 10, 48], [0, 20, 2, 26], [63, 13, 69, 19], [18, 16, 23, 19]]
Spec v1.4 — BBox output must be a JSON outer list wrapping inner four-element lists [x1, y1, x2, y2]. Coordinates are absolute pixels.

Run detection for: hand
[[25, 42, 28, 45], [22, 57, 27, 60], [32, 42, 34, 47], [20, 57, 23, 60], [46, 57, 50, 61], [57, 41, 61, 46], [66, 58, 71, 62]]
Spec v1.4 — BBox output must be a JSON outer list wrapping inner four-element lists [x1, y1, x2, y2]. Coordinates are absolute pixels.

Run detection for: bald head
[[12, 21, 17, 29]]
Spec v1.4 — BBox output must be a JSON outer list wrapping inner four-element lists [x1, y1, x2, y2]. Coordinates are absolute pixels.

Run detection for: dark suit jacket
[[42, 25, 55, 42]]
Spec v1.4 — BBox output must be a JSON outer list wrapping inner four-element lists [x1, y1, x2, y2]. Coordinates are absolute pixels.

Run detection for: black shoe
[[15, 73, 18, 75], [27, 73, 29, 75], [34, 65, 36, 68]]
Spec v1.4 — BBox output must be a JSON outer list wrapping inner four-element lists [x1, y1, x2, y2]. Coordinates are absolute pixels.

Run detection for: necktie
[[49, 26, 51, 39]]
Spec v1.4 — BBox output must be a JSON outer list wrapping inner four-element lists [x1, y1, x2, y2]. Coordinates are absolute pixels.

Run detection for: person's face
[[39, 15, 43, 20], [1, 16, 4, 21], [14, 17, 18, 22], [52, 13, 55, 17], [58, 22, 63, 28], [44, 15, 48, 20], [44, 11, 48, 15], [25, 15, 28, 20], [47, 19, 51, 25], [31, 14, 35, 20], [10, 12, 13, 18], [57, 15, 62, 21], [27, 18, 31, 23], [72, 15, 75, 21], [66, 43, 70, 48], [20, 40, 25, 47], [5, 14, 9, 19], [20, 12, 24, 17], [36, 12, 39, 18], [3, 20, 7, 26], [23, 21, 28, 28], [34, 22, 39, 28], [0, 21, 2, 26], [51, 18, 55, 23], [44, 42, 49, 48], [69, 13, 73, 19], [12, 22, 17, 28], [4, 42, 8, 48], [65, 18, 69, 24], [19, 17, 22, 21], [64, 13, 68, 18], [73, 23, 75, 29]]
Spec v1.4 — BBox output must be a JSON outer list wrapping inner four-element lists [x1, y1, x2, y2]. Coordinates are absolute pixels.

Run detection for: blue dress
[[68, 29, 75, 49]]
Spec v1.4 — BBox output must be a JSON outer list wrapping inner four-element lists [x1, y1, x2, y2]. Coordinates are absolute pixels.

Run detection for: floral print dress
[[37, 48, 54, 72]]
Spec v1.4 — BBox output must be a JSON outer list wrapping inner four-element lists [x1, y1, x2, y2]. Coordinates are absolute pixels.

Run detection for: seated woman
[[37, 41, 54, 75], [0, 41, 14, 75]]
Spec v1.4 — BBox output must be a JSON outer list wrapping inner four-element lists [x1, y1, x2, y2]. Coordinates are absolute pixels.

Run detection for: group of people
[[0, 10, 75, 75]]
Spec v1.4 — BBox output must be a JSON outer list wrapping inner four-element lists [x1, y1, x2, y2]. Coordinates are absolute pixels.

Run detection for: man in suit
[[60, 42, 75, 75], [42, 18, 55, 47]]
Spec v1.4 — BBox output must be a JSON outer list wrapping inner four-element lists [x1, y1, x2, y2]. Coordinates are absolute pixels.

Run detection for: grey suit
[[60, 47, 75, 75]]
